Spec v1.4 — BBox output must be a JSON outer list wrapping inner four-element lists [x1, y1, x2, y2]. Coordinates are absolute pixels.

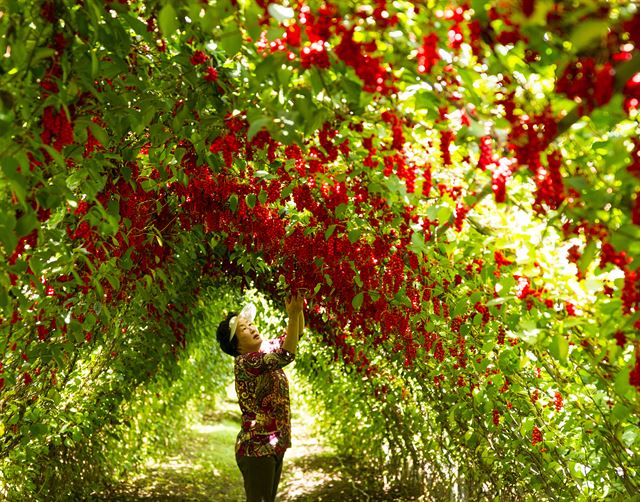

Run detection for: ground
[[97, 390, 390, 501]]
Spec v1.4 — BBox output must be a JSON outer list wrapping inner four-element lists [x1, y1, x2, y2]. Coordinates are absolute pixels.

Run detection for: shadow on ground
[[97, 415, 245, 502], [97, 400, 425, 501], [280, 449, 373, 502]]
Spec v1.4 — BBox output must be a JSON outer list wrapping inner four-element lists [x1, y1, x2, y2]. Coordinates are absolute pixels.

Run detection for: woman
[[216, 294, 304, 502]]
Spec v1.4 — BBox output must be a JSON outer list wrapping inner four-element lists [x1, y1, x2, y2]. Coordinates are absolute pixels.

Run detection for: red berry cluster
[[209, 116, 250, 167], [508, 108, 557, 175], [434, 5, 479, 55], [300, 41, 331, 69], [84, 128, 102, 158], [285, 23, 302, 47], [623, 12, 640, 46], [454, 202, 469, 232], [554, 391, 563, 412], [531, 426, 543, 446], [190, 50, 208, 66], [531, 389, 540, 404], [301, 3, 339, 43], [521, 0, 535, 17], [532, 150, 565, 213], [493, 250, 513, 275], [204, 67, 219, 82], [623, 72, 640, 115], [488, 6, 528, 46], [630, 348, 640, 390], [599, 241, 631, 269], [381, 111, 406, 151], [334, 27, 395, 94], [416, 33, 440, 74], [613, 330, 626, 348], [440, 130, 454, 166], [478, 136, 493, 171], [556, 58, 615, 115], [433, 339, 445, 362], [621, 267, 640, 315], [474, 302, 490, 325], [491, 158, 514, 203], [366, 1, 399, 28], [41, 106, 74, 152]]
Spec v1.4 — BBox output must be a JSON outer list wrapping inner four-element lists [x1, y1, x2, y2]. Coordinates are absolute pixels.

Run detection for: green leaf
[[198, 7, 220, 32], [277, 65, 292, 89], [615, 367, 632, 398], [66, 169, 89, 191], [517, 323, 541, 345], [410, 231, 427, 255], [341, 79, 362, 106], [89, 121, 109, 147], [0, 211, 17, 255], [498, 348, 519, 374], [352, 292, 364, 310], [255, 55, 279, 81], [29, 423, 48, 438], [520, 416, 535, 436], [106, 274, 120, 291], [158, 4, 179, 37], [437, 205, 453, 222], [229, 194, 238, 212], [141, 179, 157, 192], [612, 403, 631, 422], [570, 20, 609, 52], [414, 90, 437, 110], [620, 426, 638, 448], [15, 211, 38, 238], [246, 193, 257, 208], [87, 47, 98, 77], [244, 2, 263, 40], [348, 229, 361, 244], [486, 296, 512, 307], [0, 157, 27, 205], [0, 287, 9, 311], [453, 297, 468, 317], [121, 13, 154, 43], [324, 224, 336, 240], [577, 239, 597, 275], [247, 116, 270, 139], [548, 334, 569, 363], [335, 204, 348, 219], [219, 26, 243, 56]]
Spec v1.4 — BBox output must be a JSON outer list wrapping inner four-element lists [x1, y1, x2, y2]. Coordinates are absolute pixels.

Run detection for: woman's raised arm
[[283, 294, 304, 354]]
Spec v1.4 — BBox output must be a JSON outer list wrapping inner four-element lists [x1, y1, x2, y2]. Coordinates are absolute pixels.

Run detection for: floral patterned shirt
[[234, 336, 295, 457]]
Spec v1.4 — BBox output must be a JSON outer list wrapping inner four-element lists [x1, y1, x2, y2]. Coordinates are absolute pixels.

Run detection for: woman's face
[[235, 317, 263, 355]]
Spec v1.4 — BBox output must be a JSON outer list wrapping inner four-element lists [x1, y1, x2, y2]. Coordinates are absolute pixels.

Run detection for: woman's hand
[[283, 294, 304, 355], [285, 294, 304, 316]]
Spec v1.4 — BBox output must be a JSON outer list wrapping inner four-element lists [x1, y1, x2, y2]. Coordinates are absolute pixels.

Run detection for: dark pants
[[236, 453, 284, 502]]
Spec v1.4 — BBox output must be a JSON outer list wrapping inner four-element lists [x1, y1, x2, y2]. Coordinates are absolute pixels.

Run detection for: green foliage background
[[1, 0, 639, 500]]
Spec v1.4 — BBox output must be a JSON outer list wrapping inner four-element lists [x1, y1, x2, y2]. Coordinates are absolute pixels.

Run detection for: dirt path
[[98, 401, 369, 501], [277, 416, 369, 502]]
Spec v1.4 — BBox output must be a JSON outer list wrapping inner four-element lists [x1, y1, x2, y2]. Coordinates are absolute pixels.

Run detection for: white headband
[[229, 303, 257, 341]]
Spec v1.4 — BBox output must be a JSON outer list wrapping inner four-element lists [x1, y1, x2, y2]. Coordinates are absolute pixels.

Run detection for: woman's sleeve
[[237, 345, 295, 376]]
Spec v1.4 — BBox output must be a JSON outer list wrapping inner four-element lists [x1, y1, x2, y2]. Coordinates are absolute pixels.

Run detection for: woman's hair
[[217, 311, 239, 356]]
